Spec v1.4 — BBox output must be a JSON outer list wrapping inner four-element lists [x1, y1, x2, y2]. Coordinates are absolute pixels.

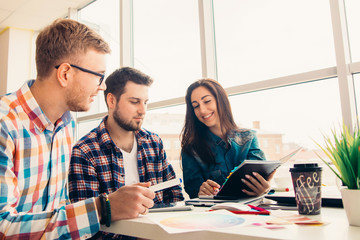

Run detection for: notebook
[[185, 195, 265, 207], [265, 185, 344, 208], [200, 147, 303, 200], [265, 195, 343, 208], [149, 202, 194, 212]]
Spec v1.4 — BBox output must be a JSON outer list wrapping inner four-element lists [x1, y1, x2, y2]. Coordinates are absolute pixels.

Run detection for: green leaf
[[314, 122, 360, 189]]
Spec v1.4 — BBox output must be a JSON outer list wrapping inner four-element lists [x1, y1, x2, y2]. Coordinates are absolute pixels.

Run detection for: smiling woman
[[190, 86, 221, 136], [180, 79, 271, 199]]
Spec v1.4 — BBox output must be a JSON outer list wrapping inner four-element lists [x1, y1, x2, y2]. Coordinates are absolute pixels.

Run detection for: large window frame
[[75, 0, 359, 138]]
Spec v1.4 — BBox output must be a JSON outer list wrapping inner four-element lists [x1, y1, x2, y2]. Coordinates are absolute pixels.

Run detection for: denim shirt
[[181, 129, 266, 199]]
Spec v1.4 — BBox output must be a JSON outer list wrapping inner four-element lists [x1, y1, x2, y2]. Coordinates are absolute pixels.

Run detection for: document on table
[[145, 210, 248, 234]]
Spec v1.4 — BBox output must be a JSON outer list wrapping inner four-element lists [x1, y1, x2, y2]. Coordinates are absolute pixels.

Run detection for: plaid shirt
[[0, 80, 99, 240], [68, 117, 184, 239]]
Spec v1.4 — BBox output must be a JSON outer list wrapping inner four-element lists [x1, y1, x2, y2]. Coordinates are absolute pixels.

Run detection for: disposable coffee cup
[[289, 163, 322, 215]]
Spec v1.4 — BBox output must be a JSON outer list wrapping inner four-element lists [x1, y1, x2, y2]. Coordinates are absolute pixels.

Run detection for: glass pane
[[143, 105, 185, 162], [228, 79, 342, 187], [77, 0, 120, 117], [142, 105, 186, 196], [76, 118, 102, 141], [213, 0, 335, 87], [345, 0, 360, 62], [354, 74, 360, 116], [133, 0, 202, 102]]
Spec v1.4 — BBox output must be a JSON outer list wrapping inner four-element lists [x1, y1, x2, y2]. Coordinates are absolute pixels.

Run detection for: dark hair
[[36, 18, 110, 79], [104, 67, 153, 106], [181, 78, 238, 165]]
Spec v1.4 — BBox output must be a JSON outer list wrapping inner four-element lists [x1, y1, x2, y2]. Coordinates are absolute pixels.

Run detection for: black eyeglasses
[[55, 64, 105, 86]]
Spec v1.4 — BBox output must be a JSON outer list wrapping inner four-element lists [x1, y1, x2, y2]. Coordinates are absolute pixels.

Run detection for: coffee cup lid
[[289, 163, 322, 172]]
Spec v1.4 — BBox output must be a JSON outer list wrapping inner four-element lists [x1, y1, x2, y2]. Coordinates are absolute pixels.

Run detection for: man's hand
[[198, 179, 220, 196], [108, 182, 155, 220]]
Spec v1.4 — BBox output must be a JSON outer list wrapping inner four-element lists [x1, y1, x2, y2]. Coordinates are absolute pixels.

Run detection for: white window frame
[[75, 0, 359, 136]]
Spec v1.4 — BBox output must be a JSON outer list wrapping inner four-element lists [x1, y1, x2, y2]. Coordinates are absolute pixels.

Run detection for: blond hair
[[35, 18, 111, 78]]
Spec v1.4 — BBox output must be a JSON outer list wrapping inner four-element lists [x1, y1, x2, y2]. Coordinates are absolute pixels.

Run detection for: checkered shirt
[[68, 117, 184, 239], [0, 80, 99, 239]]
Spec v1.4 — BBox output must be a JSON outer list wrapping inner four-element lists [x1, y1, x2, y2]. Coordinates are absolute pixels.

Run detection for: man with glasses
[[55, 64, 105, 86], [68, 67, 184, 239], [0, 19, 155, 239]]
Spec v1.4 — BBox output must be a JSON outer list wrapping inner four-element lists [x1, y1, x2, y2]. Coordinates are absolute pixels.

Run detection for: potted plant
[[315, 123, 360, 226]]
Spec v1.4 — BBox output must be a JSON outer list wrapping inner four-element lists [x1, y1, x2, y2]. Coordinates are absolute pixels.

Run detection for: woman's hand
[[241, 171, 276, 196], [198, 179, 220, 196]]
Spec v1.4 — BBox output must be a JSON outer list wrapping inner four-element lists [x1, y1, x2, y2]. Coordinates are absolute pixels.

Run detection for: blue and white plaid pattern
[[0, 80, 99, 239]]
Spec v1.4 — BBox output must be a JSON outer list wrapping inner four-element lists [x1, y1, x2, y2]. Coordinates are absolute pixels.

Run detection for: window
[[174, 140, 181, 150], [262, 139, 268, 148], [162, 139, 171, 150], [76, 118, 102, 141], [213, 0, 335, 87], [275, 144, 281, 154], [133, 0, 202, 102], [345, 0, 360, 62], [142, 105, 185, 161], [229, 79, 342, 151], [228, 78, 342, 186], [74, 0, 358, 190], [77, 0, 120, 117]]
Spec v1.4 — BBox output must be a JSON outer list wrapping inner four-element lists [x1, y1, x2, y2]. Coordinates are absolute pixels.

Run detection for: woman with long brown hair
[[181, 79, 273, 199]]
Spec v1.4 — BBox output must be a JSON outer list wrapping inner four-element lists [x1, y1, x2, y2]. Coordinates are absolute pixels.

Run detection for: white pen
[[149, 178, 182, 192]]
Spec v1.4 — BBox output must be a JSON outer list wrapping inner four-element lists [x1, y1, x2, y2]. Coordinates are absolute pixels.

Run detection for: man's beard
[[113, 109, 142, 131], [66, 90, 90, 112]]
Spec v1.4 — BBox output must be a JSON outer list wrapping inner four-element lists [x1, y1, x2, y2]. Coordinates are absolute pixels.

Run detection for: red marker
[[272, 187, 290, 192], [210, 204, 270, 215]]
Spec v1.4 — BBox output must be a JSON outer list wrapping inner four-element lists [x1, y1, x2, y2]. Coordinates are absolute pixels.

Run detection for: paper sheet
[[146, 210, 246, 234]]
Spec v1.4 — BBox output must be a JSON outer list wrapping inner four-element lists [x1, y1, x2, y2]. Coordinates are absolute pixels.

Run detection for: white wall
[[0, 28, 37, 95]]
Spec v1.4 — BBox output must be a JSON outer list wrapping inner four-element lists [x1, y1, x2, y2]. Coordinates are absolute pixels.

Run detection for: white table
[[102, 206, 360, 240]]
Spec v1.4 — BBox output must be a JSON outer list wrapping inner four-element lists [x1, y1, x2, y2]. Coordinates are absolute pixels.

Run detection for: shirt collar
[[97, 116, 114, 148], [208, 129, 231, 147], [16, 80, 72, 132]]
